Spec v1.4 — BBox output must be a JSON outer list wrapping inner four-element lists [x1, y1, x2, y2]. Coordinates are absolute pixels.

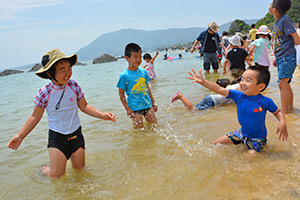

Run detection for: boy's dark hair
[[251, 24, 256, 28], [125, 43, 142, 58], [272, 0, 291, 14], [222, 31, 228, 36], [216, 78, 230, 88], [143, 53, 152, 60], [248, 65, 270, 92]]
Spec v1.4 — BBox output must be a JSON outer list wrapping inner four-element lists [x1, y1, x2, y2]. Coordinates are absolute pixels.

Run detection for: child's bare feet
[[39, 165, 50, 177], [171, 91, 182, 103]]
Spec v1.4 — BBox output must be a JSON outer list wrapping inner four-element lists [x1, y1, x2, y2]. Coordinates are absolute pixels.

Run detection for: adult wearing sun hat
[[191, 22, 226, 74]]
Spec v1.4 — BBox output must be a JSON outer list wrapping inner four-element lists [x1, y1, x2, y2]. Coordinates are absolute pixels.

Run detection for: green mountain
[[75, 19, 258, 61]]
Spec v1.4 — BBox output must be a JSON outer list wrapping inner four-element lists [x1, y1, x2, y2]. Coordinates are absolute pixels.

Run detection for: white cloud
[[0, 0, 66, 23]]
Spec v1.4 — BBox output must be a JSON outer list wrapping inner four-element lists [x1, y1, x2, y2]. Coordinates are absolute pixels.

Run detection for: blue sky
[[0, 0, 272, 70]]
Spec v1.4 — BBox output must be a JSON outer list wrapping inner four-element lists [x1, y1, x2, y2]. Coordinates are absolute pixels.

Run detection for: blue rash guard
[[227, 89, 278, 139]]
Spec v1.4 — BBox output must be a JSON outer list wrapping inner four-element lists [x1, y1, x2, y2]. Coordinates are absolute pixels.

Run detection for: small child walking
[[142, 52, 159, 80], [248, 25, 272, 68], [117, 43, 158, 128], [7, 49, 116, 179]]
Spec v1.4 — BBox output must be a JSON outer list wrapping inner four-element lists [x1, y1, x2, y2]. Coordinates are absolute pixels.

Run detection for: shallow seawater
[[1, 51, 300, 200]]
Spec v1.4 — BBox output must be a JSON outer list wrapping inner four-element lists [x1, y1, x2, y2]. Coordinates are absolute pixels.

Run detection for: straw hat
[[207, 22, 219, 33], [36, 48, 77, 79], [228, 35, 241, 46]]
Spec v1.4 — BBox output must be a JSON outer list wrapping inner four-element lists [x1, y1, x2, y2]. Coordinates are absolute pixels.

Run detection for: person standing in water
[[142, 51, 159, 80], [7, 49, 116, 179], [191, 22, 226, 74]]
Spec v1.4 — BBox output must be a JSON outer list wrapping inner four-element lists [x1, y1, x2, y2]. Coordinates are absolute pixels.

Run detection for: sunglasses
[[209, 28, 215, 33]]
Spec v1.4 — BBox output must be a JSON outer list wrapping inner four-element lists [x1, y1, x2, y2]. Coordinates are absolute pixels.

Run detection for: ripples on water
[[1, 51, 300, 199]]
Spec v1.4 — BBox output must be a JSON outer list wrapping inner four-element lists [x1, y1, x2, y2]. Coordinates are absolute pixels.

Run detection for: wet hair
[[216, 78, 231, 88], [125, 43, 142, 58], [247, 65, 270, 92], [143, 53, 152, 60], [251, 24, 256, 28], [222, 31, 228, 36], [272, 0, 291, 14]]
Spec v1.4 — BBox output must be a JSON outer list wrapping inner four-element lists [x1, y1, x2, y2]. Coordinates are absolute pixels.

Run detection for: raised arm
[[150, 52, 159, 64], [188, 68, 229, 96], [7, 106, 45, 150], [78, 97, 116, 122], [273, 109, 288, 141]]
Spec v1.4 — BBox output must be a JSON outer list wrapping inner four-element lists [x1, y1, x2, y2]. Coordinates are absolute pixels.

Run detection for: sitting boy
[[188, 66, 288, 154]]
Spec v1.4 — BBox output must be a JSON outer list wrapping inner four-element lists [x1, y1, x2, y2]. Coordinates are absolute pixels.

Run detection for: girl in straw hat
[[7, 48, 116, 179]]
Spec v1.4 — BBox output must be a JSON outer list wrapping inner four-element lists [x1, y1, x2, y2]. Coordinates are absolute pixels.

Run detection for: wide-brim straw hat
[[228, 34, 241, 46], [207, 22, 219, 33], [36, 48, 77, 79]]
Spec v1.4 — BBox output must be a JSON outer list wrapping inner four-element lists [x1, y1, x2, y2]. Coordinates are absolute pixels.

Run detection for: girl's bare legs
[[171, 91, 196, 111], [41, 147, 85, 179], [71, 147, 85, 169], [40, 148, 68, 179]]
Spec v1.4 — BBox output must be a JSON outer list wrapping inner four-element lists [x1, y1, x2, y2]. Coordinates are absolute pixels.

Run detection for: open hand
[[188, 68, 204, 84], [276, 122, 288, 141]]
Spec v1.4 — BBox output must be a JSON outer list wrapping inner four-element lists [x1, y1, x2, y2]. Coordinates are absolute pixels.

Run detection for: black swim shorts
[[133, 107, 151, 116], [47, 126, 85, 159]]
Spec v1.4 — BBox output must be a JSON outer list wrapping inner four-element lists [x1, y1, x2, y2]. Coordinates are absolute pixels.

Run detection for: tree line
[[228, 0, 300, 35]]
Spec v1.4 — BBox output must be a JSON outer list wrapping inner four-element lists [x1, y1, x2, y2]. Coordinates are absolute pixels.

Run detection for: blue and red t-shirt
[[227, 89, 278, 139]]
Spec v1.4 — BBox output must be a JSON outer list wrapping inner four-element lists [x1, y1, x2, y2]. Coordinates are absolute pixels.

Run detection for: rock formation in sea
[[0, 69, 24, 77], [29, 63, 43, 72], [93, 54, 117, 64]]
